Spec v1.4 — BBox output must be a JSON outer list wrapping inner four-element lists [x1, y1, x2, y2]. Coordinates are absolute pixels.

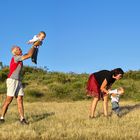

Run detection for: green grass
[[0, 100, 139, 140]]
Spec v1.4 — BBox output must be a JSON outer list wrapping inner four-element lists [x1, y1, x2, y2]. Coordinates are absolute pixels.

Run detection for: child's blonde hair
[[38, 31, 46, 37], [117, 87, 125, 94]]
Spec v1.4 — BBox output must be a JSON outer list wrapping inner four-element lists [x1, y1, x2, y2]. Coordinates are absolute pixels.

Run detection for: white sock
[[0, 116, 4, 120], [20, 116, 24, 121]]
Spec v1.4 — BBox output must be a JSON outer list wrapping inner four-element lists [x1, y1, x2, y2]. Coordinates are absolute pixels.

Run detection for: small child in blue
[[108, 87, 125, 116], [27, 31, 46, 64]]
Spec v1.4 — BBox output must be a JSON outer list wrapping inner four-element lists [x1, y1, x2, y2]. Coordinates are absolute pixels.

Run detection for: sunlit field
[[0, 100, 139, 140]]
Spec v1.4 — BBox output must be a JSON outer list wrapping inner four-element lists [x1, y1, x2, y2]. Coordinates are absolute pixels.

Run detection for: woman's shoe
[[89, 116, 95, 119]]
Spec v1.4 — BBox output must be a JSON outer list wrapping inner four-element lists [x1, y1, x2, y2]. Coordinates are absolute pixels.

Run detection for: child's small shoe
[[117, 113, 122, 118]]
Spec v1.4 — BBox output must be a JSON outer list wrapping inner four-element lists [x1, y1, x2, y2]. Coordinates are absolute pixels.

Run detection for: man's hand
[[33, 41, 42, 47]]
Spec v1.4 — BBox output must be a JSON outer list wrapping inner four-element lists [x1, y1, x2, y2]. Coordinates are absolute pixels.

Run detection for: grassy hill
[[0, 66, 140, 102]]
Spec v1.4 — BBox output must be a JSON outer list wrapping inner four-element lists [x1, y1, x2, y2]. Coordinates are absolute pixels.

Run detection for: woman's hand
[[111, 93, 117, 97]]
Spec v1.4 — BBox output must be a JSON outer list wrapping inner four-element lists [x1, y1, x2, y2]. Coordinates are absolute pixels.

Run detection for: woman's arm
[[100, 79, 110, 94]]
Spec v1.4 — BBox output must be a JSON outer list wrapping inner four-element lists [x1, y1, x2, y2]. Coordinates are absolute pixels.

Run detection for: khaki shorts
[[6, 78, 24, 97]]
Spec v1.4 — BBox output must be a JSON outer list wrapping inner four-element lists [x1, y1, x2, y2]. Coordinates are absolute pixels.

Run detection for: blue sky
[[0, 0, 140, 73]]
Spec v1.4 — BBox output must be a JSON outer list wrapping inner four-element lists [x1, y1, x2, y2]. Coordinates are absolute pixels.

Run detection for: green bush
[[0, 67, 9, 82], [0, 65, 140, 101]]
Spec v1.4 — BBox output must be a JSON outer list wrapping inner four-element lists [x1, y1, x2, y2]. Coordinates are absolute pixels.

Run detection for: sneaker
[[0, 119, 5, 123], [20, 118, 29, 125]]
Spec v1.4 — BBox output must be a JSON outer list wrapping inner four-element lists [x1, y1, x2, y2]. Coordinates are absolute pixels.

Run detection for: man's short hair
[[11, 46, 21, 55]]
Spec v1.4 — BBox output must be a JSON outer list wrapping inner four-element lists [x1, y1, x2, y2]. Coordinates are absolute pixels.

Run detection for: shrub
[[0, 67, 9, 82], [0, 65, 140, 101]]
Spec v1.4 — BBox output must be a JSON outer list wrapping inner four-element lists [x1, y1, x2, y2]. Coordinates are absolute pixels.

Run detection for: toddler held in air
[[27, 31, 46, 64]]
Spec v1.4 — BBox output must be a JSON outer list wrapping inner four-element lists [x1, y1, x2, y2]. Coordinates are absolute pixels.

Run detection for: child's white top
[[28, 35, 40, 44], [109, 89, 120, 103], [28, 35, 43, 48]]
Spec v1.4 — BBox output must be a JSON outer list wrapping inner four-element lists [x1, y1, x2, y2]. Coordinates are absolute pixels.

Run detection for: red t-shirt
[[8, 56, 23, 80]]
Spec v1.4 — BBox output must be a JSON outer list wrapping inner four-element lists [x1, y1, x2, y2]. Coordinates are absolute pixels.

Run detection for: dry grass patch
[[0, 100, 139, 140]]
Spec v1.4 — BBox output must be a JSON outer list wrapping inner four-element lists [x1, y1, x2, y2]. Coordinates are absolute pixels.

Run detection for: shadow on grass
[[120, 103, 140, 116], [29, 112, 55, 123]]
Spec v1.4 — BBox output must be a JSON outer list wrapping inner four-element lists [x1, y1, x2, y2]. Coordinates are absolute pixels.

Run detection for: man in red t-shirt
[[0, 41, 40, 124]]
